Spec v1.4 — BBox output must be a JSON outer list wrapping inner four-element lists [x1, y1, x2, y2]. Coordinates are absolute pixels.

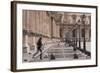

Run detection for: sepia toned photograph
[[11, 1, 97, 72], [22, 10, 91, 62]]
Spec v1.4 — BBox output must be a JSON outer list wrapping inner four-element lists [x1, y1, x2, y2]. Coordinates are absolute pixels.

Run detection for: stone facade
[[23, 10, 60, 53], [22, 10, 91, 53]]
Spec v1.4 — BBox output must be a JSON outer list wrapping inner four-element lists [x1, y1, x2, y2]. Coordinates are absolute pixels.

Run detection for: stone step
[[28, 43, 91, 62]]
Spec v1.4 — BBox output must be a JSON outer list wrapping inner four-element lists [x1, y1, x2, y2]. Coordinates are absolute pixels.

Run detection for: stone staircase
[[29, 42, 90, 62]]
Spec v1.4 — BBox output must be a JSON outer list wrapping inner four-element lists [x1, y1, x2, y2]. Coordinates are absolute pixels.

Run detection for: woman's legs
[[39, 49, 42, 60]]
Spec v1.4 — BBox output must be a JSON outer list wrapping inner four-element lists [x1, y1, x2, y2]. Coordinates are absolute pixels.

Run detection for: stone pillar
[[23, 34, 30, 53], [23, 10, 30, 53]]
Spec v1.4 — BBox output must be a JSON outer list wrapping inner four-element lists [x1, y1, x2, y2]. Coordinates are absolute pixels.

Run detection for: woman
[[32, 37, 43, 60]]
